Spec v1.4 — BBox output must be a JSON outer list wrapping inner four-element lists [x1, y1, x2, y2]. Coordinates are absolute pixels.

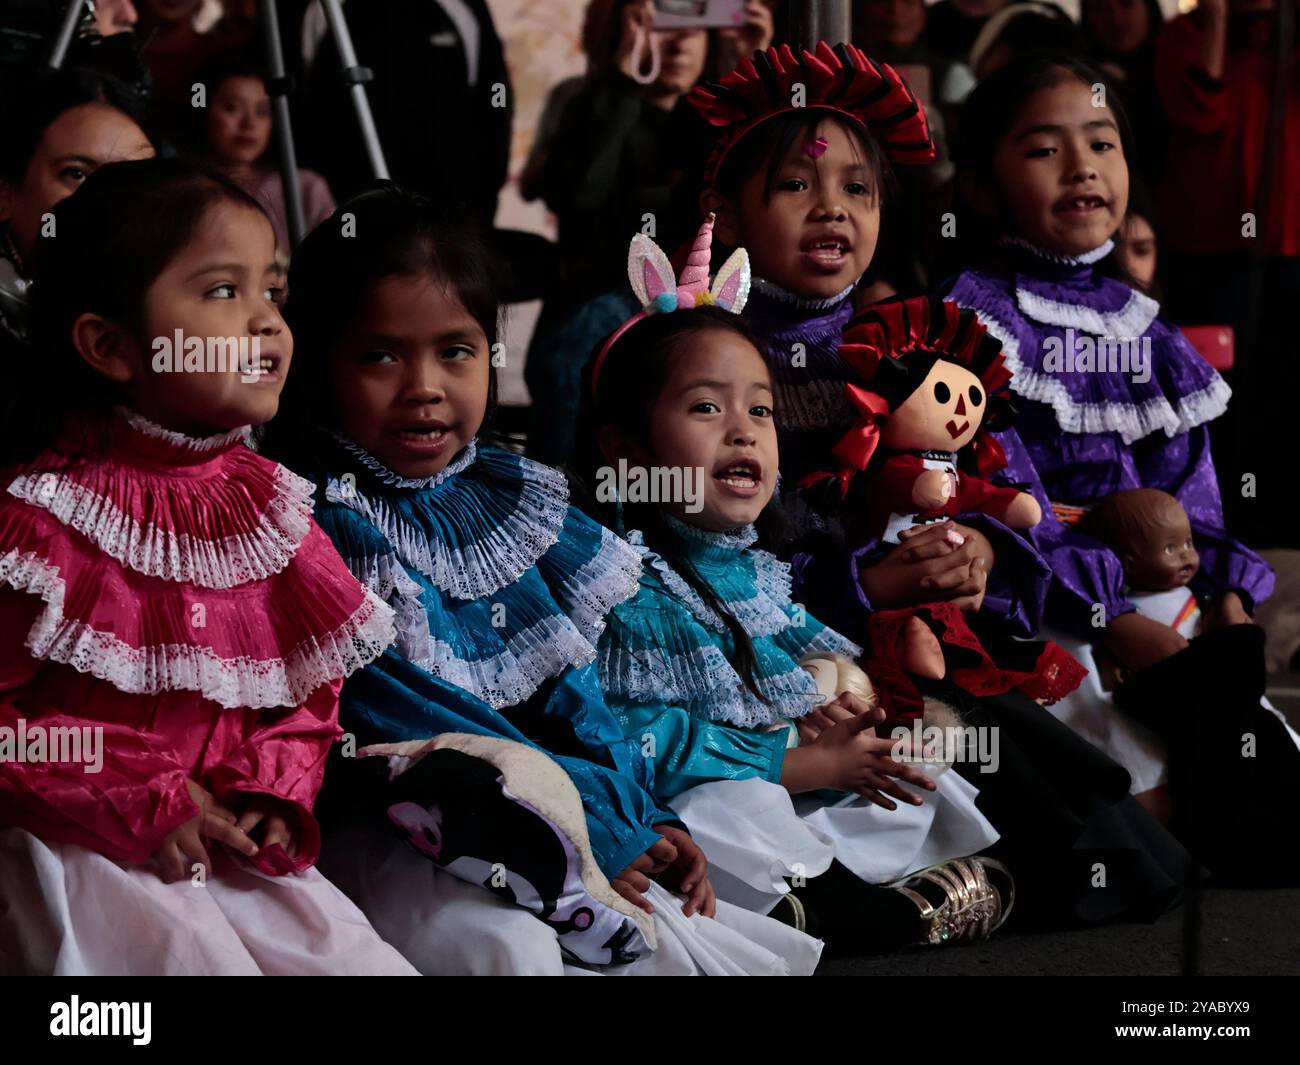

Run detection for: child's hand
[[654, 825, 717, 918], [808, 714, 937, 809], [1100, 611, 1189, 672], [860, 521, 990, 610], [153, 780, 258, 883], [796, 695, 884, 745], [612, 836, 677, 915], [235, 794, 304, 860]]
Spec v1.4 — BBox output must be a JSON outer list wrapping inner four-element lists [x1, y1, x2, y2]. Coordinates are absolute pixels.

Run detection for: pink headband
[[590, 213, 751, 396]]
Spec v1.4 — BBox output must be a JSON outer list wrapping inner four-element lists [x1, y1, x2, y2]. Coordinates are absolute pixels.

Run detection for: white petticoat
[[669, 767, 1001, 914], [317, 817, 823, 976], [0, 827, 418, 976], [1041, 624, 1169, 794]]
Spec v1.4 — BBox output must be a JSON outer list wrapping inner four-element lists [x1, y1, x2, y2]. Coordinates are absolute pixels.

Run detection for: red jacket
[[1156, 13, 1300, 257]]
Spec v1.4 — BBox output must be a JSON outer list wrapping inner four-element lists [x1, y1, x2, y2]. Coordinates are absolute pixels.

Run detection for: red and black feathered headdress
[[814, 296, 1016, 495], [688, 41, 936, 188]]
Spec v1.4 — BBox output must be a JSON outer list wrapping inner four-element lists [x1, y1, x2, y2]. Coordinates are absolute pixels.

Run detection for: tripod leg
[[260, 0, 306, 249], [47, 0, 88, 70], [320, 0, 390, 181]]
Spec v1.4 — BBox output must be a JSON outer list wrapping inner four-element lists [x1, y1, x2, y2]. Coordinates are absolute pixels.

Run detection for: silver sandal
[[888, 857, 1015, 945]]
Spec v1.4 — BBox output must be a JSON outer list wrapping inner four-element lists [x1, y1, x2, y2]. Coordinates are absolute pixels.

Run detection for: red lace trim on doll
[[865, 601, 1085, 725]]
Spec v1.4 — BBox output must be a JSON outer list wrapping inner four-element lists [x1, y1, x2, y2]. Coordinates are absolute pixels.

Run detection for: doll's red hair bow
[[800, 385, 891, 497]]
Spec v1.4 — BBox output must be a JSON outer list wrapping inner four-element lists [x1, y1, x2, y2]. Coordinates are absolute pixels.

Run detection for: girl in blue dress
[[261, 186, 819, 975]]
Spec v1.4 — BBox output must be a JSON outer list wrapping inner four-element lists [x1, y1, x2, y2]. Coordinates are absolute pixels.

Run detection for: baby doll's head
[[1078, 488, 1199, 591], [10, 157, 284, 461], [801, 653, 877, 707], [954, 54, 1134, 260], [270, 185, 500, 480], [691, 43, 932, 302]]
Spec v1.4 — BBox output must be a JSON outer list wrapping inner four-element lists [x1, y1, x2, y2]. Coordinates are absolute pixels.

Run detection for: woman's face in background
[[0, 102, 153, 262]]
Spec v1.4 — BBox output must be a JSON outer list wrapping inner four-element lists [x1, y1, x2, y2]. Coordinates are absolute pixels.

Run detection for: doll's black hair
[[574, 306, 783, 704], [260, 183, 502, 471], [1, 157, 268, 465], [943, 54, 1137, 282]]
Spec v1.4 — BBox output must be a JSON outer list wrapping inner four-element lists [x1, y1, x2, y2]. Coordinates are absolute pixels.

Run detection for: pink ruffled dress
[[0, 409, 415, 975]]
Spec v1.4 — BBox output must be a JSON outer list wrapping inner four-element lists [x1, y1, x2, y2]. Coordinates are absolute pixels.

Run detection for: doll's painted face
[[879, 358, 985, 452], [1120, 497, 1199, 591], [722, 118, 881, 301]]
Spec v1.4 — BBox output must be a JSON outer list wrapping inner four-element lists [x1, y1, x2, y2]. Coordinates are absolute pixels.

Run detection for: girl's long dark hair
[[573, 306, 783, 703], [3, 158, 267, 465], [943, 54, 1137, 284], [260, 184, 502, 473]]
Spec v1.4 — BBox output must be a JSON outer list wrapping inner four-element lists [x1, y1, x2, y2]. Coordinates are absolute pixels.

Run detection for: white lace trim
[[324, 456, 570, 600], [7, 462, 317, 589], [751, 276, 857, 310], [0, 548, 396, 710], [1015, 285, 1159, 338], [329, 433, 479, 489], [1000, 236, 1115, 267], [969, 306, 1233, 445], [560, 529, 644, 644], [118, 407, 253, 452]]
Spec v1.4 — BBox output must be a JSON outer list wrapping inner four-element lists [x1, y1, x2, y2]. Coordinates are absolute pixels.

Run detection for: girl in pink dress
[[0, 158, 414, 975]]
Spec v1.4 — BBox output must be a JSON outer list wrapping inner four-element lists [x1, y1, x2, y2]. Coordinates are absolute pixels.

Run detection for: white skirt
[[1042, 625, 1171, 795], [1043, 625, 1300, 796], [317, 817, 823, 976], [0, 827, 418, 976], [669, 767, 1001, 914]]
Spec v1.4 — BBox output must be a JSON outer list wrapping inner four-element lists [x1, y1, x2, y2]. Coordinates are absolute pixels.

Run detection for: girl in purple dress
[[684, 42, 1193, 927], [943, 57, 1294, 884]]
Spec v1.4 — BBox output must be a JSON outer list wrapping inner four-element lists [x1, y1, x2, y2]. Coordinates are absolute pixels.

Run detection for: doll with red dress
[[806, 295, 1082, 724]]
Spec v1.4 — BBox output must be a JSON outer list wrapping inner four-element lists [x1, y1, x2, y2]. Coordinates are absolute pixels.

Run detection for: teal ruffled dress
[[599, 516, 1001, 914]]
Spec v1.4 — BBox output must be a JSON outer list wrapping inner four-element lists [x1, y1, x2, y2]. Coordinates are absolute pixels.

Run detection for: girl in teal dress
[[576, 223, 1012, 953]]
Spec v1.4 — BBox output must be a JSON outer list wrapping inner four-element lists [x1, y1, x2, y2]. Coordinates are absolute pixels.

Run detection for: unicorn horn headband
[[590, 213, 752, 396]]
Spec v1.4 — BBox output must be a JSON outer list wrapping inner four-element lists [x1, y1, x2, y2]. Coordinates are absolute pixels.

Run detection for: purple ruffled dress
[[942, 238, 1274, 638], [744, 275, 1194, 926]]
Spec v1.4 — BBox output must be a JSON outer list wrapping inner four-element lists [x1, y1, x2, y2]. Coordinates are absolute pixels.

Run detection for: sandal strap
[[889, 856, 1014, 945]]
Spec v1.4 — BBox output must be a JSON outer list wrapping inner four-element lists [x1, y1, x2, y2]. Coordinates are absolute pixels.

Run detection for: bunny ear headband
[[589, 213, 751, 396]]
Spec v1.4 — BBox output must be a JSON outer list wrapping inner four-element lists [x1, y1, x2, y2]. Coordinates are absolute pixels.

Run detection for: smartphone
[[653, 0, 748, 30]]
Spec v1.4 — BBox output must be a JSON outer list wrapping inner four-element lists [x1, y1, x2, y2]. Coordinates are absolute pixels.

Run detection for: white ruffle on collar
[[117, 407, 253, 452], [1000, 236, 1115, 267], [327, 433, 478, 489], [751, 276, 857, 311]]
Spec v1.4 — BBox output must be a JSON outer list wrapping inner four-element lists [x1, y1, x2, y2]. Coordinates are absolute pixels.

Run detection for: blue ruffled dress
[[302, 436, 823, 974]]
